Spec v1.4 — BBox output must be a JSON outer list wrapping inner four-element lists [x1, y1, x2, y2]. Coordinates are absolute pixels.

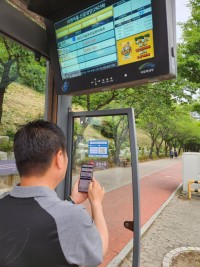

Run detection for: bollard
[[188, 180, 200, 199]]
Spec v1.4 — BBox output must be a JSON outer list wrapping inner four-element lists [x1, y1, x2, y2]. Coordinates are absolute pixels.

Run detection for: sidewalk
[[120, 189, 200, 267]]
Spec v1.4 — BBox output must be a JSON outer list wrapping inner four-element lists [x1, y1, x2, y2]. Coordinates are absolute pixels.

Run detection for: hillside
[[0, 83, 45, 136], [0, 83, 151, 148]]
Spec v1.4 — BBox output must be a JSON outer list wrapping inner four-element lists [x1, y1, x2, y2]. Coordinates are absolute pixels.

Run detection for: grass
[[0, 82, 45, 136]]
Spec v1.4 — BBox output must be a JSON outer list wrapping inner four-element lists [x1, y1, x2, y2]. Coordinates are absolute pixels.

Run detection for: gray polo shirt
[[0, 186, 102, 267]]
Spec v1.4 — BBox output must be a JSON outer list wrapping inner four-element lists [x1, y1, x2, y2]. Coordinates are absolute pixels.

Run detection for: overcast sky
[[176, 0, 191, 42]]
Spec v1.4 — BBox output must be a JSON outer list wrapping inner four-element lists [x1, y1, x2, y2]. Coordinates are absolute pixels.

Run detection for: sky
[[175, 0, 191, 42]]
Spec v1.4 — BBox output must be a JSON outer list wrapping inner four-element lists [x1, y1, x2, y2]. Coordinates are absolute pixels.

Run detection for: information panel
[[55, 0, 154, 80], [88, 140, 108, 158]]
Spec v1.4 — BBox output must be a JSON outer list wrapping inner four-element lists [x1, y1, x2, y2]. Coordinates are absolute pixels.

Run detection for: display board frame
[[45, 0, 176, 95]]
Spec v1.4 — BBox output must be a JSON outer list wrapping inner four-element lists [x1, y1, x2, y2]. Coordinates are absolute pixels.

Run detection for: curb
[[107, 183, 183, 267], [163, 247, 200, 267]]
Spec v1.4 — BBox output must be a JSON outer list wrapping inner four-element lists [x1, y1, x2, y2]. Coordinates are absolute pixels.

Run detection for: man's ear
[[55, 150, 63, 169]]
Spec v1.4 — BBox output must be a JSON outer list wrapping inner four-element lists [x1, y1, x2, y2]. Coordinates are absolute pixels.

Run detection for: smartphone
[[78, 164, 94, 192]]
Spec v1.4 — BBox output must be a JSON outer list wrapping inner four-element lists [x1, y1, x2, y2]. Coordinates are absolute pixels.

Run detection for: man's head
[[14, 120, 67, 178]]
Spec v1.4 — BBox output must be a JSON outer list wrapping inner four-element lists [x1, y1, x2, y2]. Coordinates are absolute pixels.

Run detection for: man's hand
[[88, 178, 105, 205], [70, 179, 88, 204]]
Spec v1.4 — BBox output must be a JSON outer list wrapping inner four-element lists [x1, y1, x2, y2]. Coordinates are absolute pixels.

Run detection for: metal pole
[[56, 95, 72, 199]]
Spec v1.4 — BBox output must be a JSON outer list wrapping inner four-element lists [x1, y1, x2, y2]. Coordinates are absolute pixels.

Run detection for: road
[[72, 157, 181, 192]]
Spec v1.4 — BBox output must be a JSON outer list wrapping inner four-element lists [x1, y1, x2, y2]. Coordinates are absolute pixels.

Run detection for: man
[[0, 120, 108, 267]]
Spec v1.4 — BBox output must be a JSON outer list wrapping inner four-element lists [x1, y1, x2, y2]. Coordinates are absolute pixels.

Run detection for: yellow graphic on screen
[[117, 30, 154, 66], [117, 38, 134, 65]]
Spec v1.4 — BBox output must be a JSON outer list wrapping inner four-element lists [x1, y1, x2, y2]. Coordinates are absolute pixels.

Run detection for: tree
[[0, 34, 46, 123], [0, 36, 19, 123], [111, 115, 129, 164], [135, 79, 194, 158], [178, 0, 200, 85], [92, 116, 130, 164], [72, 74, 197, 159], [174, 104, 200, 152], [72, 90, 118, 111]]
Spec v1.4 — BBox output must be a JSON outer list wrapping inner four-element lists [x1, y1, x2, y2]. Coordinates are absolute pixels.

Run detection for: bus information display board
[[54, 0, 154, 80], [45, 0, 176, 95]]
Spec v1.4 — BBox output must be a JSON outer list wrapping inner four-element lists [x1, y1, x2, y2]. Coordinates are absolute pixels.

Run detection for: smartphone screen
[[78, 164, 94, 192]]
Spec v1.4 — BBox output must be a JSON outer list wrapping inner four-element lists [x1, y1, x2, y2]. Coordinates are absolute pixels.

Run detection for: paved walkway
[[120, 190, 200, 267]]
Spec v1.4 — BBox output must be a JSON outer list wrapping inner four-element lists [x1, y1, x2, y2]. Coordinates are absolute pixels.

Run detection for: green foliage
[[138, 154, 150, 162], [72, 95, 87, 109], [100, 120, 114, 139], [5, 128, 16, 141], [0, 34, 46, 93], [19, 60, 46, 92], [178, 0, 200, 85], [72, 90, 118, 111], [0, 140, 13, 152], [175, 105, 200, 151], [192, 101, 200, 113]]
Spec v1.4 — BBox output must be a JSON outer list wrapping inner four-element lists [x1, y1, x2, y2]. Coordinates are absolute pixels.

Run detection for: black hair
[[14, 120, 67, 177]]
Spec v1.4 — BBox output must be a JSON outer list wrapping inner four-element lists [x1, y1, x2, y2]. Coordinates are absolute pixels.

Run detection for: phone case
[[78, 164, 93, 192]]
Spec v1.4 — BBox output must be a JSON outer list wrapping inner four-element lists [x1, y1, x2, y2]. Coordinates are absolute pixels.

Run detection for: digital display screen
[[54, 0, 154, 80]]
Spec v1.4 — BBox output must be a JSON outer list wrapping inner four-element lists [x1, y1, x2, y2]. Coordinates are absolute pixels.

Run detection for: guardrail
[[188, 180, 200, 199]]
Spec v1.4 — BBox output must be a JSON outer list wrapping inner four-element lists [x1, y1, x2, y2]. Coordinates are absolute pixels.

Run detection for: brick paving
[[120, 192, 200, 267]]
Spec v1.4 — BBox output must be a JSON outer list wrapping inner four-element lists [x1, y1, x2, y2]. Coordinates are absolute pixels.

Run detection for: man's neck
[[20, 175, 57, 189]]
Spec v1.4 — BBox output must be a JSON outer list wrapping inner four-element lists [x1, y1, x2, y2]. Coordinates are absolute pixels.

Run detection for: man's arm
[[88, 179, 109, 257], [70, 177, 109, 257]]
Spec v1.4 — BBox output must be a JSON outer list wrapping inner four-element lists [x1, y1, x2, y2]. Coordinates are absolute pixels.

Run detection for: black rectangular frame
[[65, 108, 140, 267]]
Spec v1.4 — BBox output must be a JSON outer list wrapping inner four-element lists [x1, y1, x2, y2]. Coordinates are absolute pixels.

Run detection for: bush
[[6, 128, 16, 141], [19, 63, 46, 93], [0, 140, 13, 152], [138, 154, 150, 162]]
